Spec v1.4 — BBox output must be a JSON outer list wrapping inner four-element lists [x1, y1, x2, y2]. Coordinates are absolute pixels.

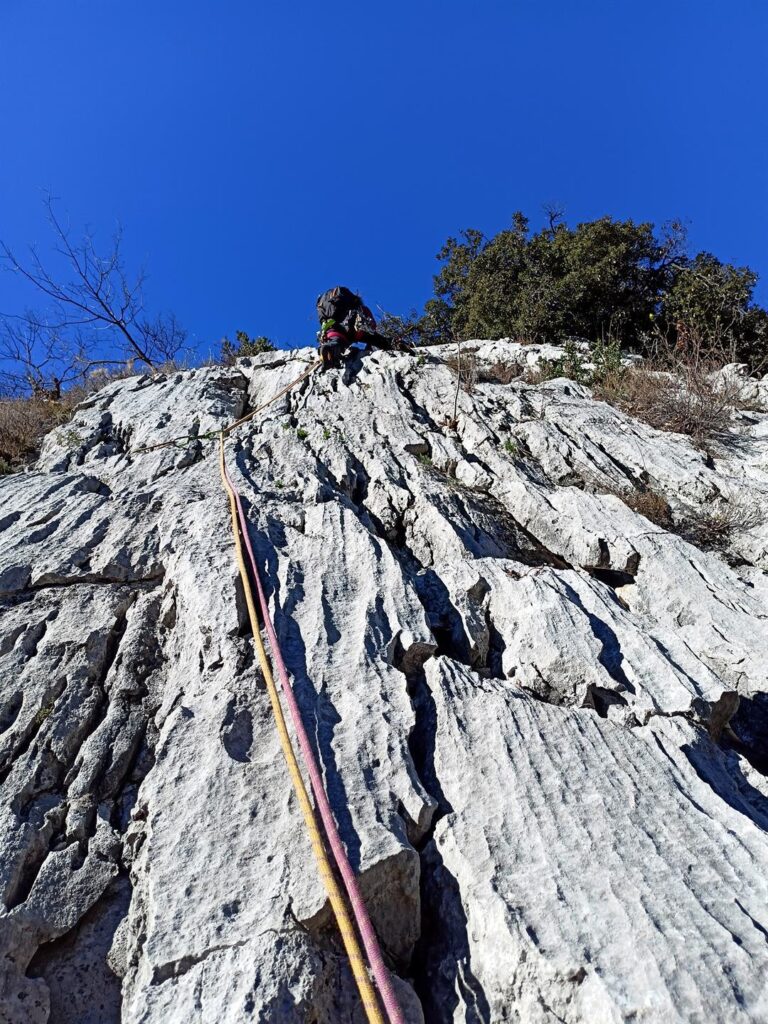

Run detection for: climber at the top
[[316, 285, 413, 370]]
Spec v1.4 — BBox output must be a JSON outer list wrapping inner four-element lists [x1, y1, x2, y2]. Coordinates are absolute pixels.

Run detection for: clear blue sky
[[1, 0, 766, 356]]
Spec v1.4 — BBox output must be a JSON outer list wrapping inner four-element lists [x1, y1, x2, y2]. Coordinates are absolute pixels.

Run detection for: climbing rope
[[132, 346, 411, 1018], [223, 359, 319, 435], [133, 359, 320, 454], [218, 435, 406, 1024], [129, 341, 476, 457]]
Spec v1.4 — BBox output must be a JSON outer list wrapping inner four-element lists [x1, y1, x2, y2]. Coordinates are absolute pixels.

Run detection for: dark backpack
[[316, 286, 363, 328]]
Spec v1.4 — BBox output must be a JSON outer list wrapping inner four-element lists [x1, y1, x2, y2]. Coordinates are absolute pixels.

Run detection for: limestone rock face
[[0, 341, 766, 1023]]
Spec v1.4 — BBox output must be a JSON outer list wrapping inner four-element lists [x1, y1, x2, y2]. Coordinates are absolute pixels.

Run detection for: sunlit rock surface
[[1, 341, 766, 1022]]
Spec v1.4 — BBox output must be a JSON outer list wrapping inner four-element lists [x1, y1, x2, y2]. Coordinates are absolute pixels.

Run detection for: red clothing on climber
[[316, 286, 412, 370]]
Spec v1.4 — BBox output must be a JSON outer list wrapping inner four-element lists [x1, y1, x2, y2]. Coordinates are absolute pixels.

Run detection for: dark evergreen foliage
[[396, 213, 767, 369]]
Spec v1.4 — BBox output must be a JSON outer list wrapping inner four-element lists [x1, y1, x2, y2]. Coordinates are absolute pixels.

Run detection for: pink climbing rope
[[222, 457, 406, 1024]]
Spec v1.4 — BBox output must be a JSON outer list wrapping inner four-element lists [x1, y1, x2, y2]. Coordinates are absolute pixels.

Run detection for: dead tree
[[0, 195, 185, 397]]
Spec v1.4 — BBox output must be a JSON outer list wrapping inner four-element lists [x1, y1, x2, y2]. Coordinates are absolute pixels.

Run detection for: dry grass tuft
[[592, 334, 764, 449], [444, 350, 479, 393], [678, 497, 765, 551], [593, 364, 744, 447], [477, 359, 523, 384], [517, 335, 760, 449], [619, 488, 675, 529], [597, 477, 764, 554], [595, 481, 674, 530], [0, 364, 147, 473], [445, 351, 524, 391], [0, 397, 75, 471]]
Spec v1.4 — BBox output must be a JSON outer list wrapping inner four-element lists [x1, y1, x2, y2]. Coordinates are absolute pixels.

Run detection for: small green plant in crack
[[34, 704, 54, 726], [525, 339, 589, 386], [322, 428, 332, 440], [504, 438, 520, 457], [417, 451, 433, 466], [56, 427, 82, 450], [590, 336, 624, 384], [296, 428, 309, 441], [274, 479, 284, 490]]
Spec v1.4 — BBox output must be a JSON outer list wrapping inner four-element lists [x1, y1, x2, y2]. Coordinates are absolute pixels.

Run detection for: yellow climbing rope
[[218, 435, 386, 1024], [224, 360, 319, 435]]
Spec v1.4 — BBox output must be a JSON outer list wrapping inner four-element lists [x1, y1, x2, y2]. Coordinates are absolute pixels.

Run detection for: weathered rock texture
[[1, 340, 767, 1023]]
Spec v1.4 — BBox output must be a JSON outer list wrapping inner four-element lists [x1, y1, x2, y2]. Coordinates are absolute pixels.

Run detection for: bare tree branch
[[0, 195, 185, 397]]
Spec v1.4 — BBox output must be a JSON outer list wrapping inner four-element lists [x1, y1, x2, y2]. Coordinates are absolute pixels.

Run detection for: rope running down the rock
[[137, 349, 426, 1018], [133, 359, 320, 454], [218, 433, 406, 1024], [132, 343, 464, 457]]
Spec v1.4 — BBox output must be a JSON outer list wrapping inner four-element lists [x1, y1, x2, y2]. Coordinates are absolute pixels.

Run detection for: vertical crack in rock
[[0, 678, 67, 792], [483, 604, 507, 682], [0, 577, 171, 1021], [557, 579, 636, 710], [232, 573, 254, 639], [220, 697, 255, 764], [8, 596, 134, 911], [404, 666, 491, 1022]]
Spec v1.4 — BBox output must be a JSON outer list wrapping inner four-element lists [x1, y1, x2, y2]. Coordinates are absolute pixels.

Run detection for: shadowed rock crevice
[[1, 571, 165, 598], [26, 873, 132, 1024], [405, 666, 489, 1022], [680, 733, 768, 831], [0, 581, 171, 1017], [220, 699, 254, 764], [411, 840, 491, 1024], [483, 605, 507, 681], [150, 937, 251, 985], [454, 491, 569, 569], [727, 692, 768, 777], [560, 580, 635, 698]]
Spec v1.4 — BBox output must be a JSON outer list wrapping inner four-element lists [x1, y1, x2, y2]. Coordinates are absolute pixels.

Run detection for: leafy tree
[[393, 211, 767, 369], [523, 216, 672, 344], [431, 227, 488, 339], [220, 331, 276, 363], [460, 214, 531, 339], [417, 298, 456, 346], [659, 253, 768, 367], [435, 214, 681, 346]]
